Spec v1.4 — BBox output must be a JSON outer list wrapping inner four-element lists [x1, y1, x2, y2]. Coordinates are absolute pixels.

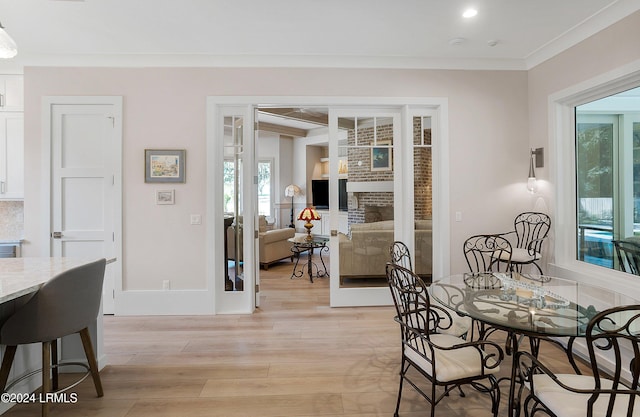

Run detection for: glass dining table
[[429, 272, 640, 417]]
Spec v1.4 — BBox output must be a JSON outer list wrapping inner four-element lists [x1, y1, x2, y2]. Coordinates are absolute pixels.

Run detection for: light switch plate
[[190, 214, 202, 225]]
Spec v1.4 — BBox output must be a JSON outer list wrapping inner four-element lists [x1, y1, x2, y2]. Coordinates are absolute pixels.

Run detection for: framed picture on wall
[[371, 141, 392, 171], [155, 189, 175, 205], [145, 149, 186, 183]]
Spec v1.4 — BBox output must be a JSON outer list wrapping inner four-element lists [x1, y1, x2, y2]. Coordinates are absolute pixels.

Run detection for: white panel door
[[51, 103, 118, 313]]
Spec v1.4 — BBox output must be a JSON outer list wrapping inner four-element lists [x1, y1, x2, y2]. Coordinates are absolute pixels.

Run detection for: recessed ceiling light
[[449, 38, 466, 46], [462, 8, 478, 18]]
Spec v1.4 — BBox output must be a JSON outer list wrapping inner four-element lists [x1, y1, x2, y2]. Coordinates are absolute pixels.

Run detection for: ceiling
[[0, 0, 638, 71], [2, 0, 638, 135]]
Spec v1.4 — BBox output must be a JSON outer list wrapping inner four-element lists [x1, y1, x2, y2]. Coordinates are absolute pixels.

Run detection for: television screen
[[311, 180, 329, 209], [312, 179, 348, 211]]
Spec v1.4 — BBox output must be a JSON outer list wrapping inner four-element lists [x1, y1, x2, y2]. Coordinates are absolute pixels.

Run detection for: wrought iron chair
[[498, 212, 551, 274], [517, 304, 640, 417], [390, 241, 413, 270], [385, 263, 504, 417], [613, 239, 640, 275], [462, 234, 513, 343], [390, 241, 471, 337], [463, 234, 513, 274]]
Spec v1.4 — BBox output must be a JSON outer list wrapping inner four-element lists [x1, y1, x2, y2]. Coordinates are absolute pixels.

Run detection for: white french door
[[215, 105, 258, 313], [328, 109, 401, 306], [47, 98, 122, 314], [209, 97, 448, 313]]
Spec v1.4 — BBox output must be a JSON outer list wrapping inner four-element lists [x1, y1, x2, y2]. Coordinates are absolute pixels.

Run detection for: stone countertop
[[0, 257, 95, 304], [0, 239, 23, 245]]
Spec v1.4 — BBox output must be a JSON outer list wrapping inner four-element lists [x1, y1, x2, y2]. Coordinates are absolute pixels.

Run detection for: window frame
[[551, 63, 640, 295]]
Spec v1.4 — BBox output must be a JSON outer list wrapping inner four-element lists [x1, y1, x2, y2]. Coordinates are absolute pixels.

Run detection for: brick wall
[[346, 123, 394, 223], [413, 116, 432, 220], [344, 119, 432, 224]]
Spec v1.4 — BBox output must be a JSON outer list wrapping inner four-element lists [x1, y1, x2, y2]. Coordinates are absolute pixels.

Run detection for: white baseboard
[[114, 289, 215, 315]]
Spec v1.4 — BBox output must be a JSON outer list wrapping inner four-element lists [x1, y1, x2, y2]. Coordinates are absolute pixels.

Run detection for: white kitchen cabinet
[[0, 113, 24, 200], [0, 75, 23, 112]]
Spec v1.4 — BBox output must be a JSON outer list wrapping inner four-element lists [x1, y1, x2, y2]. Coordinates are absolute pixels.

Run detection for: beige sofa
[[338, 219, 432, 279], [227, 216, 296, 269]]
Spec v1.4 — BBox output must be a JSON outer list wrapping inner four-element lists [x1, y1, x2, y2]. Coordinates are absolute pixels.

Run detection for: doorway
[[44, 96, 123, 315], [208, 97, 449, 314]]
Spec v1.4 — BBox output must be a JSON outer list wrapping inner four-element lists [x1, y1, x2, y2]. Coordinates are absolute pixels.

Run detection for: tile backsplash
[[0, 201, 24, 239]]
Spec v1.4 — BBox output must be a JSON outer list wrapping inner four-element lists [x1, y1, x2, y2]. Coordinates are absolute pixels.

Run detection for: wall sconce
[[527, 147, 544, 193]]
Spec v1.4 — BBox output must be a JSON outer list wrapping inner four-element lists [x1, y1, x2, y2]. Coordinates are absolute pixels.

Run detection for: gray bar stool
[[0, 258, 106, 416]]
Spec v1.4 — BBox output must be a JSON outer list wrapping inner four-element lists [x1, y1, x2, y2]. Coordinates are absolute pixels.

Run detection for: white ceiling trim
[[525, 0, 640, 69], [0, 53, 529, 71]]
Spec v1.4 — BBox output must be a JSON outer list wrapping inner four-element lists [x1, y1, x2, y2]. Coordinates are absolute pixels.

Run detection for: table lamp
[[298, 207, 321, 241], [284, 184, 301, 228]]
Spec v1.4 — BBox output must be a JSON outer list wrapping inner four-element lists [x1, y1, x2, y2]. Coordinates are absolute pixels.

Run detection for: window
[[223, 159, 237, 214], [257, 159, 273, 218], [575, 87, 640, 273]]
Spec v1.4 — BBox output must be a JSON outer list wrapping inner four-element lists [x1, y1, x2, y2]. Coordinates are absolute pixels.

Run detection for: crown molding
[[525, 0, 640, 69]]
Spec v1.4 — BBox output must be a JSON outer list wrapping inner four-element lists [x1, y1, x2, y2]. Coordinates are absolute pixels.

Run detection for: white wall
[[23, 66, 530, 311], [528, 10, 640, 277]]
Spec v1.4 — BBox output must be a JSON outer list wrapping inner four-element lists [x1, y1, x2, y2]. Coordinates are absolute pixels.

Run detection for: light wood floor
[[3, 259, 584, 416]]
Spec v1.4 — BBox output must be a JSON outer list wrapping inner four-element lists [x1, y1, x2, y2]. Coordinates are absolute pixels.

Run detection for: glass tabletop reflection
[[429, 272, 639, 337]]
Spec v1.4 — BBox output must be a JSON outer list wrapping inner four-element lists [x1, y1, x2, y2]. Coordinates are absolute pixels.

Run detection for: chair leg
[[79, 328, 103, 397], [51, 339, 58, 391], [394, 359, 405, 417], [42, 341, 51, 417], [0, 345, 17, 392]]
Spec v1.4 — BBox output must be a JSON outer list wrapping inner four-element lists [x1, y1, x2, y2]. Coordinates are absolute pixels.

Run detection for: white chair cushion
[[510, 248, 540, 263], [494, 248, 541, 263], [531, 373, 640, 417], [405, 333, 500, 383]]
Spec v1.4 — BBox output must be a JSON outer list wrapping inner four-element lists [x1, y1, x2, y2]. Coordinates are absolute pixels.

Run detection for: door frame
[[41, 96, 123, 314], [207, 96, 449, 313]]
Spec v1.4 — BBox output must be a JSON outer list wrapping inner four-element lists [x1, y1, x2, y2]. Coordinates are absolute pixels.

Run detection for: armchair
[[498, 212, 551, 274], [613, 239, 640, 275], [517, 304, 640, 417], [227, 215, 295, 269], [385, 263, 504, 417], [463, 234, 513, 273]]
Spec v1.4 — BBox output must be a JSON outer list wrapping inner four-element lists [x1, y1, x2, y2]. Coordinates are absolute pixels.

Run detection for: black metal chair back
[[586, 305, 640, 395], [613, 240, 640, 275], [463, 234, 512, 273], [390, 241, 413, 271], [513, 212, 551, 253]]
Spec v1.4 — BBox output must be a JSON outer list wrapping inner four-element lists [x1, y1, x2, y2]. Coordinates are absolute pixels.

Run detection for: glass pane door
[[413, 115, 433, 281], [329, 110, 400, 307], [223, 115, 247, 292]]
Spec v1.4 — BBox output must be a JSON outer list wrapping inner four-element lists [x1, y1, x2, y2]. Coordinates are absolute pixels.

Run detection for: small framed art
[[145, 149, 186, 183], [156, 189, 175, 205], [371, 141, 392, 171]]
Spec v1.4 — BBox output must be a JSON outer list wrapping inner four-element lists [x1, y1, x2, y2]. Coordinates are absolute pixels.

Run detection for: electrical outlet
[[162, 280, 171, 290]]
